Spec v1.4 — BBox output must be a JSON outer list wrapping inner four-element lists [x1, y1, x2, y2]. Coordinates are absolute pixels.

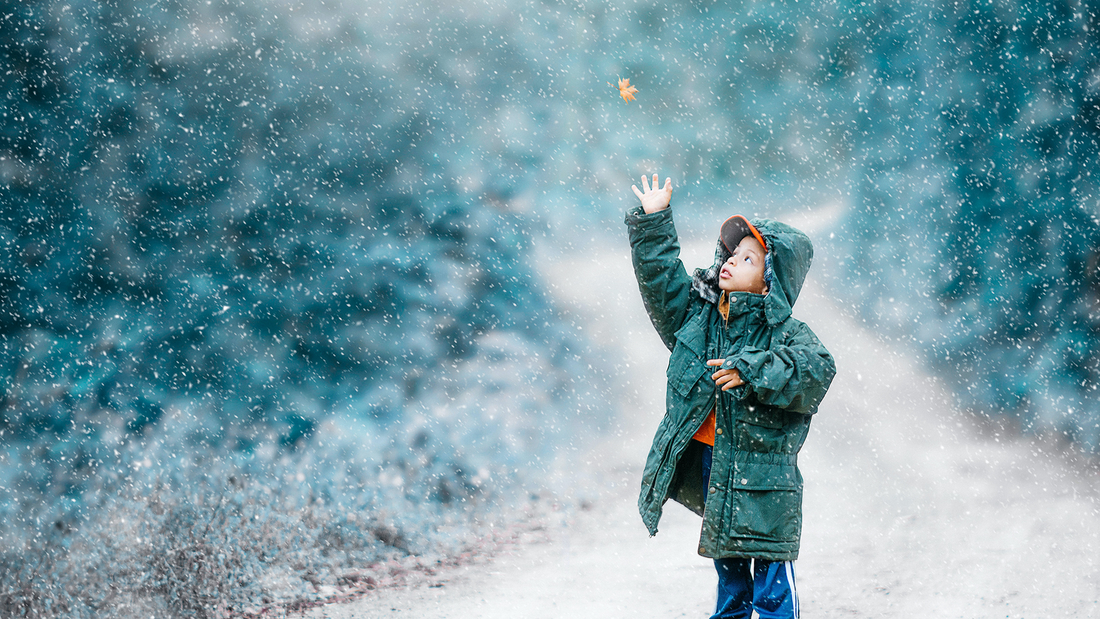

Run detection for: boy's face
[[718, 235, 767, 294]]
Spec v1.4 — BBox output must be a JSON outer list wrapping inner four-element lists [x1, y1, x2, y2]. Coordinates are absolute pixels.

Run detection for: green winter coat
[[626, 205, 836, 561]]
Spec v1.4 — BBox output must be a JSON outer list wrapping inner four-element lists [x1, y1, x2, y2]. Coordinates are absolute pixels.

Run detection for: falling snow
[[1, 0, 1098, 616]]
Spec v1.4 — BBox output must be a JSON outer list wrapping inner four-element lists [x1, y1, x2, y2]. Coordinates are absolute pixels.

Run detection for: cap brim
[[720, 215, 767, 254]]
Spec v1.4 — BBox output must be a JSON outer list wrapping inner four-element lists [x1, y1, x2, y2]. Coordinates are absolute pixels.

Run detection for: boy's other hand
[[707, 358, 744, 391], [632, 173, 673, 213]]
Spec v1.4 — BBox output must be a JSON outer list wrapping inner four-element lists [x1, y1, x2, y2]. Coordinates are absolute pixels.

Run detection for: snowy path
[[304, 222, 1100, 618]]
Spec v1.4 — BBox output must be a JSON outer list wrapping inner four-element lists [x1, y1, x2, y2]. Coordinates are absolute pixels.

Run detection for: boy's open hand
[[632, 173, 672, 214], [707, 359, 744, 391]]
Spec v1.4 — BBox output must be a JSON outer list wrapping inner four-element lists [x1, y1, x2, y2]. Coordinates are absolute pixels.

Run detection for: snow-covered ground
[[304, 216, 1100, 618]]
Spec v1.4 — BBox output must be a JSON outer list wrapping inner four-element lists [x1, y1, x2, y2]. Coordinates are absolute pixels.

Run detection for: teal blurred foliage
[[0, 0, 611, 613], [833, 0, 1100, 448], [0, 0, 594, 481]]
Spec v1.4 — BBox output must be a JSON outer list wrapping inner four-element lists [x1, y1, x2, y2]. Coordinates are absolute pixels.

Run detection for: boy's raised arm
[[625, 174, 694, 351]]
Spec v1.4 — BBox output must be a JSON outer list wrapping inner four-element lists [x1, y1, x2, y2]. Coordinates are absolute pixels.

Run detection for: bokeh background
[[2, 0, 1099, 615]]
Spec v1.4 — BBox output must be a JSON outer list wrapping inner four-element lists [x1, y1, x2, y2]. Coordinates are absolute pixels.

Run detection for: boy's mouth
[[720, 265, 733, 279]]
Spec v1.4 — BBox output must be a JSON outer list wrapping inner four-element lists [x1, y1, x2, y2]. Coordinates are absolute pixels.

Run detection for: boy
[[626, 174, 836, 619]]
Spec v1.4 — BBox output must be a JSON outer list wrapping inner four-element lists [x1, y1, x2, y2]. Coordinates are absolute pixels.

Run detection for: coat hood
[[691, 217, 814, 325]]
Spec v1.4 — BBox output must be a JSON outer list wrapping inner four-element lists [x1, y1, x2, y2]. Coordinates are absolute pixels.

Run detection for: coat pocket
[[726, 455, 802, 542], [732, 488, 802, 542], [666, 322, 709, 398]]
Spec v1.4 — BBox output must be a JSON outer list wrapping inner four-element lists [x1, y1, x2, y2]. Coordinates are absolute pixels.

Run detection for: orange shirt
[[693, 291, 730, 447], [692, 406, 716, 446]]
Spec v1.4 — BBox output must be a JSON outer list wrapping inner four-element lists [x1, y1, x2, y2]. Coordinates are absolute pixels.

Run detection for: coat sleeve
[[624, 205, 695, 352], [724, 321, 836, 414]]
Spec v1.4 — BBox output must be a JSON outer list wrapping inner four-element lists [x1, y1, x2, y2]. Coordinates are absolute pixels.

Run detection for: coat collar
[[718, 291, 770, 322]]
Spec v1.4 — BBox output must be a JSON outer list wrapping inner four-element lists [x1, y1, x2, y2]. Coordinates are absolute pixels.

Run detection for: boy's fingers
[[641, 175, 650, 192], [715, 375, 743, 390], [709, 362, 744, 390], [665, 178, 672, 191], [631, 185, 644, 200]]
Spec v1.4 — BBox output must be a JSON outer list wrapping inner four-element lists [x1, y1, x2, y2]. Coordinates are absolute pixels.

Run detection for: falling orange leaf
[[614, 77, 638, 103]]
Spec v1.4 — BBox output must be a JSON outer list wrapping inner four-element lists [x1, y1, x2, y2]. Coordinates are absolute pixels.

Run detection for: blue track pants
[[711, 557, 799, 619]]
